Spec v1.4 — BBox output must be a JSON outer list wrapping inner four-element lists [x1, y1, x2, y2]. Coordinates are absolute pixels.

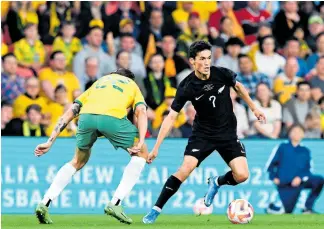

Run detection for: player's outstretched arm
[[34, 103, 81, 157], [234, 81, 266, 123], [147, 109, 178, 164], [128, 104, 148, 154]]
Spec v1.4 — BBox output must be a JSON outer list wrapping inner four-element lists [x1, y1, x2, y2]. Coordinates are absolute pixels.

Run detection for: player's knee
[[234, 170, 249, 183], [70, 159, 86, 171]]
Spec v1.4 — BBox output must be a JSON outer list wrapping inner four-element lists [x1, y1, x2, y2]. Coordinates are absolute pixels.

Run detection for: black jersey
[[171, 66, 238, 140]]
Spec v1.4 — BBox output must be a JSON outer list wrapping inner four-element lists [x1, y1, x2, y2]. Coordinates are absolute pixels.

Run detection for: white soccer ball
[[193, 198, 213, 215], [227, 199, 254, 224]]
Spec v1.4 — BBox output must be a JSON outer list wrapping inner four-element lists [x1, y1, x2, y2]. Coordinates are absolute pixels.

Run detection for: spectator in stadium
[[305, 15, 324, 53], [235, 1, 271, 45], [77, 1, 108, 38], [14, 23, 45, 73], [144, 53, 171, 110], [171, 1, 193, 32], [307, 32, 324, 71], [38, 2, 79, 44], [84, 57, 99, 91], [216, 37, 244, 73], [12, 77, 48, 120], [52, 21, 82, 71], [138, 9, 165, 62], [151, 87, 186, 135], [266, 125, 324, 214], [283, 81, 315, 131], [3, 104, 46, 137], [6, 1, 39, 43], [294, 27, 311, 59], [274, 57, 303, 105], [113, 19, 143, 56], [158, 34, 190, 87], [180, 102, 196, 138], [304, 112, 322, 139], [45, 85, 76, 137], [208, 1, 244, 42], [309, 56, 324, 102], [73, 26, 116, 90], [39, 51, 80, 102], [254, 35, 286, 80], [1, 102, 13, 135], [284, 37, 309, 78], [119, 33, 146, 79], [108, 1, 140, 38], [247, 22, 273, 71], [230, 88, 249, 139], [272, 1, 308, 48], [177, 12, 209, 58], [152, 110, 182, 138], [1, 53, 25, 103], [248, 83, 282, 139], [236, 54, 271, 100]]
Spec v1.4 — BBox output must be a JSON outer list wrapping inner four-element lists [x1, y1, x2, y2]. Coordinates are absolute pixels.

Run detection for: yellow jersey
[[75, 74, 146, 119], [14, 38, 45, 65]]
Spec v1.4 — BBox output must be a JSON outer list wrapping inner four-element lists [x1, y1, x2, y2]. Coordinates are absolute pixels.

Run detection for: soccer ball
[[227, 199, 254, 224], [193, 198, 213, 215]]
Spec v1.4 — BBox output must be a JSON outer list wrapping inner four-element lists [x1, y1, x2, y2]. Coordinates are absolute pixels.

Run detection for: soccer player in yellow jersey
[[34, 69, 148, 225]]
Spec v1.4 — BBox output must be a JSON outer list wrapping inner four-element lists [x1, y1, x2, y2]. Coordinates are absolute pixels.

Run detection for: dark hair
[[220, 16, 230, 25], [120, 33, 134, 39], [288, 124, 305, 135], [238, 54, 250, 61], [54, 84, 67, 93], [61, 21, 75, 28], [1, 53, 16, 62], [297, 81, 311, 89], [188, 40, 212, 59], [116, 50, 129, 60], [88, 26, 103, 33], [316, 32, 324, 42], [50, 51, 64, 60], [26, 104, 42, 114], [1, 101, 12, 108], [318, 95, 324, 105], [284, 36, 299, 47], [113, 68, 135, 80], [258, 35, 277, 53]]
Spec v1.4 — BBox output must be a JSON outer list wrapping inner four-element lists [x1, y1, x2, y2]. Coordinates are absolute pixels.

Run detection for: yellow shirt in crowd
[[38, 67, 80, 102], [2, 43, 8, 56], [14, 38, 45, 65], [13, 94, 48, 118], [44, 102, 75, 137], [75, 74, 146, 119], [273, 74, 303, 104], [175, 2, 217, 23], [52, 36, 82, 70]]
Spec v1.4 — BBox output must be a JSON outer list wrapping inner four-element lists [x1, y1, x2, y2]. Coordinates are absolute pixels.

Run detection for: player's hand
[[127, 141, 144, 155], [291, 176, 302, 187], [34, 142, 52, 157], [273, 178, 280, 185], [147, 149, 158, 164], [253, 109, 266, 123]]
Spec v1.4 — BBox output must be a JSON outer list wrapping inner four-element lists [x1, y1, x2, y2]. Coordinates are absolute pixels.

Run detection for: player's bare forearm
[[134, 104, 148, 144], [234, 82, 257, 112], [47, 103, 81, 144], [154, 110, 177, 150]]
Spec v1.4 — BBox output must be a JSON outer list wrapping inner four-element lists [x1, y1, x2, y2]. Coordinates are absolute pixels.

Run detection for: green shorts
[[76, 114, 138, 151]]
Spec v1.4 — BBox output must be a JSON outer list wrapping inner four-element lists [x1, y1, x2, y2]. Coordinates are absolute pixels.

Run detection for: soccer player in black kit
[[142, 41, 266, 224]]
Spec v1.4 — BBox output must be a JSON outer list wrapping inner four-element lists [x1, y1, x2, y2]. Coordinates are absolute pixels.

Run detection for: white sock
[[111, 156, 146, 205], [41, 163, 76, 206]]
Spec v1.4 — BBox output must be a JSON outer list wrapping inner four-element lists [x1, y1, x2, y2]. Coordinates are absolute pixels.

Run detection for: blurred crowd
[[1, 1, 324, 139]]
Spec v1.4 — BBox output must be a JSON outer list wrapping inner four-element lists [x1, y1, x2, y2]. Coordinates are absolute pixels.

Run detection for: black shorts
[[184, 135, 246, 167]]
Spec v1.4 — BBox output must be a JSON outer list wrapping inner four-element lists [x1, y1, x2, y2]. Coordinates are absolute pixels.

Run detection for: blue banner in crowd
[[2, 137, 324, 214]]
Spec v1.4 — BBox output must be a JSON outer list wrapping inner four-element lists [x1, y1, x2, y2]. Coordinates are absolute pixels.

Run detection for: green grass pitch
[[2, 214, 324, 229]]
